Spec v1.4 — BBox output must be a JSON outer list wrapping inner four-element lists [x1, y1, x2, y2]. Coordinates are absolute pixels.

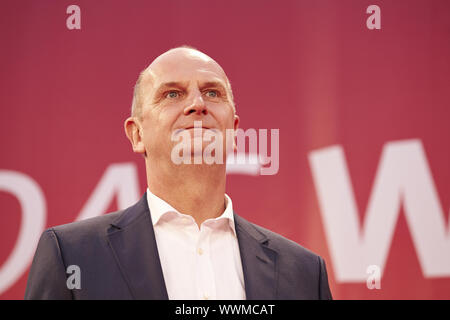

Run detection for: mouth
[[174, 126, 217, 135], [184, 126, 211, 130]]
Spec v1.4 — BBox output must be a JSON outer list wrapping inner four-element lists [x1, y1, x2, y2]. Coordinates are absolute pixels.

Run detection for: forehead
[[142, 49, 229, 92]]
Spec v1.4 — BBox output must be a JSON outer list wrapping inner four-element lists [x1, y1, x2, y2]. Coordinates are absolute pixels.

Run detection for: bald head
[[131, 46, 235, 118]]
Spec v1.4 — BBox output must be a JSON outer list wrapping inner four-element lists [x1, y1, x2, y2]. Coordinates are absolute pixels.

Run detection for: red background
[[1, 0, 449, 299]]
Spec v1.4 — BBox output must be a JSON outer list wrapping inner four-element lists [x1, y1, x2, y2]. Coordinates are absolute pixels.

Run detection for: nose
[[184, 90, 208, 116]]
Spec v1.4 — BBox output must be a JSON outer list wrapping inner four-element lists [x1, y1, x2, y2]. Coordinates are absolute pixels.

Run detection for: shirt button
[[197, 247, 203, 255]]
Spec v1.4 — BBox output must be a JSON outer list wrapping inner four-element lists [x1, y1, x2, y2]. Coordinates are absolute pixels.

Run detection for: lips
[[174, 126, 217, 135], [184, 126, 210, 130]]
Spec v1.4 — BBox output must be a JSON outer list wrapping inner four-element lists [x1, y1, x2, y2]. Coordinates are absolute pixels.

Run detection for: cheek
[[146, 106, 177, 128], [157, 105, 181, 125], [211, 104, 234, 127], [143, 110, 179, 143]]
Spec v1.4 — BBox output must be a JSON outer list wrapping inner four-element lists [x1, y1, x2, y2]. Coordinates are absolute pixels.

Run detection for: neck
[[146, 160, 227, 227]]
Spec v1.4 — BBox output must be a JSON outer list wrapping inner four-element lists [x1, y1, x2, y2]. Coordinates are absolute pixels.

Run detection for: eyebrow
[[153, 81, 189, 98], [199, 81, 228, 93]]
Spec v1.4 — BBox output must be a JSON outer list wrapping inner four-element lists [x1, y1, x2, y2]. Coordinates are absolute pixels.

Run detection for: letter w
[[308, 139, 450, 282]]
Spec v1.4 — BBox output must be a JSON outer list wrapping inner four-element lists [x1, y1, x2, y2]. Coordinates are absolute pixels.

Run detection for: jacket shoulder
[[49, 210, 124, 240]]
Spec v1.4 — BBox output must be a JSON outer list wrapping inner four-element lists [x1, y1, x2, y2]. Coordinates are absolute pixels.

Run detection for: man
[[25, 46, 332, 300]]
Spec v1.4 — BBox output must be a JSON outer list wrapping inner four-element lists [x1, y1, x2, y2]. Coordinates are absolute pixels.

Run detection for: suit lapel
[[106, 194, 168, 300], [234, 214, 278, 300], [105, 194, 278, 300]]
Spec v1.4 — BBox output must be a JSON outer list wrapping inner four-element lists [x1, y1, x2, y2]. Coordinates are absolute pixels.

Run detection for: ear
[[232, 114, 240, 152], [124, 117, 146, 155]]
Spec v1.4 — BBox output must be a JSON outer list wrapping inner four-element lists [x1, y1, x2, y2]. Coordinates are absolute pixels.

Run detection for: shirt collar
[[146, 188, 236, 236]]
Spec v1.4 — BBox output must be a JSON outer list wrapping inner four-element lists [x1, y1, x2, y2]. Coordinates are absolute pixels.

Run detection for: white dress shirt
[[146, 188, 246, 300]]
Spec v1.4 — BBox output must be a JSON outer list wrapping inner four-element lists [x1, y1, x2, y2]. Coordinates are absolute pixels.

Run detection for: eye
[[205, 90, 218, 98], [166, 91, 181, 99]]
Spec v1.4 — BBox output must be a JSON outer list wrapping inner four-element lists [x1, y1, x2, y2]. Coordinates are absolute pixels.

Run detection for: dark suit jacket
[[24, 193, 332, 299]]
